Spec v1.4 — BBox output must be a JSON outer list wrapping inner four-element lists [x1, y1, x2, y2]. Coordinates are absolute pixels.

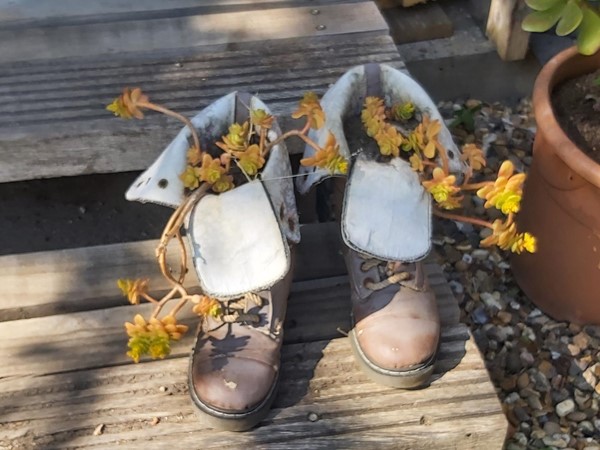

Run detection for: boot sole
[[187, 359, 280, 432], [349, 328, 436, 389]]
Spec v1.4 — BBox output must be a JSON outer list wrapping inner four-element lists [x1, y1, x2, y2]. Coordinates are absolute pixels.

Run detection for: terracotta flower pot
[[511, 47, 600, 325]]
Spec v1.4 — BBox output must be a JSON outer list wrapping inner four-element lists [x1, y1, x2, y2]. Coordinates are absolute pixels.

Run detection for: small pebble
[[437, 99, 600, 450], [556, 399, 576, 417], [93, 424, 105, 436]]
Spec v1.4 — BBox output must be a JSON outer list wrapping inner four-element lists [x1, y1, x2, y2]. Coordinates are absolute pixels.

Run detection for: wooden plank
[[0, 0, 365, 28], [0, 264, 457, 378], [382, 3, 453, 44], [486, 0, 530, 61], [0, 222, 345, 321], [0, 2, 388, 63], [0, 334, 506, 449], [0, 34, 404, 183]]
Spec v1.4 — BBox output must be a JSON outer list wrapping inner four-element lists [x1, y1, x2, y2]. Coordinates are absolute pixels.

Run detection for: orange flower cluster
[[300, 132, 348, 175], [292, 92, 326, 130], [480, 216, 537, 254], [477, 160, 526, 215], [125, 314, 189, 362], [117, 278, 149, 305], [359, 96, 535, 255], [106, 87, 148, 119]]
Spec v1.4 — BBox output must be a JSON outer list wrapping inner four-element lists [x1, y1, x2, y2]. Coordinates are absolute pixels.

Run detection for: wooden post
[[486, 0, 530, 61]]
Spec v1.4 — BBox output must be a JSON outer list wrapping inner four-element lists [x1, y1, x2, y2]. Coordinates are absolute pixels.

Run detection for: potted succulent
[[511, 0, 600, 323]]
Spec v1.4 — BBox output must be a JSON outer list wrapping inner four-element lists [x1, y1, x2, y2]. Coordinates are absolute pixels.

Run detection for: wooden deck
[[0, 1, 507, 448]]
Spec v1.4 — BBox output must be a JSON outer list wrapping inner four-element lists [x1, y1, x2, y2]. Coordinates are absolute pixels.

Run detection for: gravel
[[436, 98, 600, 449]]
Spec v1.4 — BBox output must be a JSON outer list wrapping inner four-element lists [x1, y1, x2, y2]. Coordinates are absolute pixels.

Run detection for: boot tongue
[[342, 156, 431, 262]]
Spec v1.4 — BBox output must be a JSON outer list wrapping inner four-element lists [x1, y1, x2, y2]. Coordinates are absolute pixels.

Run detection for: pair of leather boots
[[126, 64, 463, 431]]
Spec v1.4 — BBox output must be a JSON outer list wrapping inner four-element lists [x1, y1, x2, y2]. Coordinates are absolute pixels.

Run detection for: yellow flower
[[511, 232, 537, 254], [480, 217, 536, 254], [405, 116, 442, 159], [422, 116, 442, 159], [409, 153, 424, 172], [374, 126, 403, 157], [197, 153, 227, 184], [363, 115, 383, 138], [251, 109, 274, 129], [402, 130, 422, 153], [211, 174, 235, 193], [192, 295, 222, 318], [480, 218, 514, 249], [124, 314, 188, 362], [106, 87, 148, 119], [362, 97, 386, 121], [477, 160, 526, 213], [291, 92, 326, 130], [392, 101, 415, 121], [186, 146, 203, 166], [217, 122, 250, 153], [117, 278, 149, 305], [179, 165, 201, 190], [461, 143, 486, 171], [300, 132, 348, 175], [234, 144, 265, 176], [422, 168, 463, 210], [361, 97, 386, 138], [494, 191, 523, 215]]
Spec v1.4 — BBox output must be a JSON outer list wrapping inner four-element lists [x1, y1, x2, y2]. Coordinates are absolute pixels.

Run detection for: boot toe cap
[[191, 356, 277, 413], [355, 314, 439, 371]]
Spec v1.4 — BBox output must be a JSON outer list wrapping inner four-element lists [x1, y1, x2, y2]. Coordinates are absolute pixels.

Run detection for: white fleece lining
[[342, 157, 431, 262], [187, 180, 290, 298]]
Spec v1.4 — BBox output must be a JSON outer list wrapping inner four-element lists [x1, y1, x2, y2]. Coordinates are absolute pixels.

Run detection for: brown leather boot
[[344, 247, 440, 388], [188, 262, 293, 431]]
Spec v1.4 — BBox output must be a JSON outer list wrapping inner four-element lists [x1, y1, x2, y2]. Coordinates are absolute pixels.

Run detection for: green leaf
[[577, 7, 600, 55], [525, 0, 565, 12], [556, 0, 583, 36], [522, 3, 567, 32]]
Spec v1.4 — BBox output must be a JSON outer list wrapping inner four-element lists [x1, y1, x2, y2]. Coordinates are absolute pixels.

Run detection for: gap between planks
[[0, 334, 507, 449], [0, 262, 458, 378]]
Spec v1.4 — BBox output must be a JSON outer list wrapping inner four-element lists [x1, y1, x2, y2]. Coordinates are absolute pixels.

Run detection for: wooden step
[[0, 222, 507, 448], [0, 34, 404, 184]]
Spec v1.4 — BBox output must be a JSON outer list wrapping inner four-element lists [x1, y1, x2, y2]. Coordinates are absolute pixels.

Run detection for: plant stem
[[156, 184, 209, 288], [138, 101, 201, 154], [433, 208, 494, 229], [436, 143, 450, 175], [169, 296, 191, 317], [266, 129, 321, 153], [141, 293, 160, 304], [461, 181, 492, 191]]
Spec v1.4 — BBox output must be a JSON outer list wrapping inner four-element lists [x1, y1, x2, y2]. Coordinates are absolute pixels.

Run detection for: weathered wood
[[0, 0, 365, 28], [382, 3, 453, 44], [0, 327, 506, 449], [0, 222, 345, 321], [0, 263, 458, 378], [0, 34, 404, 183], [486, 0, 530, 61], [0, 2, 388, 63]]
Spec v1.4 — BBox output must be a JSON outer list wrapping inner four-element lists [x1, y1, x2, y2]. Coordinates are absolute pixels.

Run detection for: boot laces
[[218, 293, 280, 338], [359, 257, 422, 292]]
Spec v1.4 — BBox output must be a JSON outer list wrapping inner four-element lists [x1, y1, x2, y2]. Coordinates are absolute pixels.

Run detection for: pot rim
[[533, 45, 600, 188]]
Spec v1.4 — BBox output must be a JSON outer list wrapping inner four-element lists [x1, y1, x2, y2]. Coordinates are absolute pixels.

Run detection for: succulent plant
[[522, 0, 600, 55]]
